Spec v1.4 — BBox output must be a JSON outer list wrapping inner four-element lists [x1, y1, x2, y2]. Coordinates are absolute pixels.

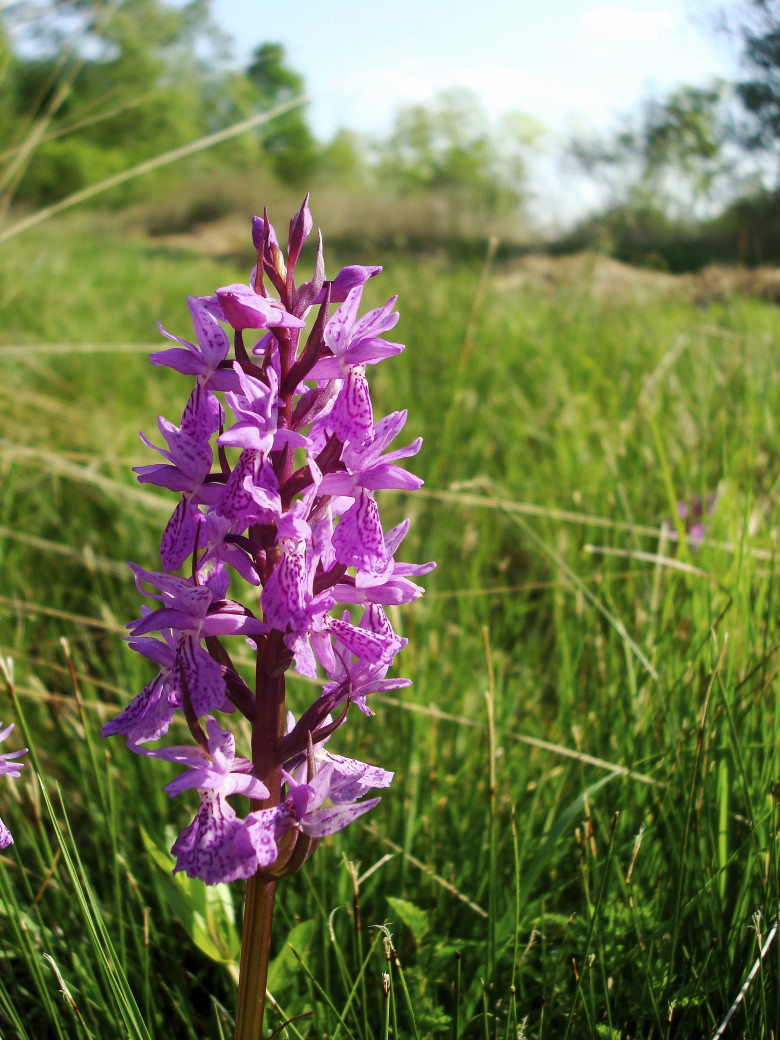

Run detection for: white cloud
[[454, 64, 611, 124], [580, 4, 675, 56]]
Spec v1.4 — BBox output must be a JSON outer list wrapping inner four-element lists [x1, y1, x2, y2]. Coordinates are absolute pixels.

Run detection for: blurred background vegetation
[[4, 4, 780, 1038], [2, 0, 780, 268]]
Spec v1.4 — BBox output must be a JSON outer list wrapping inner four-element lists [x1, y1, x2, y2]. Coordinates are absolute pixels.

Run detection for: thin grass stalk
[[344, 858, 370, 1038], [499, 508, 658, 680], [327, 923, 381, 1040], [0, 859, 69, 1040], [389, 936, 399, 1040], [453, 950, 461, 1040], [509, 806, 521, 1004], [665, 639, 724, 1000], [0, 0, 124, 207], [0, 970, 33, 1040], [483, 626, 497, 987], [711, 915, 780, 1039], [0, 96, 307, 243], [562, 813, 619, 1040], [381, 968, 391, 1040], [289, 941, 359, 1038], [388, 934, 419, 1040]]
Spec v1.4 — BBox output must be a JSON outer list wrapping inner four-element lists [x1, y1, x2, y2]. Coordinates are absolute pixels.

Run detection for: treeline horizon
[[3, 0, 780, 270]]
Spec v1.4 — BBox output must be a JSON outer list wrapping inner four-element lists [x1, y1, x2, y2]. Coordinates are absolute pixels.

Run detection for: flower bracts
[[103, 198, 433, 885]]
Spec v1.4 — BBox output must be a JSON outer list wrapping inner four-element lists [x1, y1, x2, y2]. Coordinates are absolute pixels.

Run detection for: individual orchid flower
[[241, 759, 383, 866], [134, 386, 225, 569], [331, 489, 388, 572], [102, 632, 180, 744], [313, 264, 382, 305], [322, 651, 412, 716], [150, 296, 240, 391], [319, 410, 424, 499], [284, 711, 394, 802], [0, 723, 27, 850], [310, 287, 404, 377], [260, 508, 314, 631], [196, 513, 262, 587], [126, 567, 266, 717], [171, 789, 276, 884], [334, 519, 436, 607], [135, 718, 275, 885], [307, 288, 405, 447], [137, 717, 267, 799], [215, 447, 282, 526], [215, 283, 307, 331]]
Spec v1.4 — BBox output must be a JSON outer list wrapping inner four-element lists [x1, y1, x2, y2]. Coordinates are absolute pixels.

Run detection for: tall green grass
[[1, 214, 780, 1038]]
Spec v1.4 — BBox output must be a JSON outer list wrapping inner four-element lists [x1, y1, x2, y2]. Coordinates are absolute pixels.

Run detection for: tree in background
[[1, 0, 233, 207], [316, 129, 370, 188], [730, 0, 780, 172], [567, 82, 731, 220], [376, 88, 543, 234], [246, 43, 316, 186]]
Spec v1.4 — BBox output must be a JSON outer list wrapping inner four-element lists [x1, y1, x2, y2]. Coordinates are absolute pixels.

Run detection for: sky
[[211, 0, 738, 141]]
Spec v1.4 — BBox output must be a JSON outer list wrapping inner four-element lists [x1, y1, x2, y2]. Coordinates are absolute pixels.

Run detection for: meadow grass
[[1, 213, 780, 1038]]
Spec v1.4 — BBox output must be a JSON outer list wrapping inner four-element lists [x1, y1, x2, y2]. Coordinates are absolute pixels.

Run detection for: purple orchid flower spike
[[103, 198, 433, 1036], [0, 723, 27, 849]]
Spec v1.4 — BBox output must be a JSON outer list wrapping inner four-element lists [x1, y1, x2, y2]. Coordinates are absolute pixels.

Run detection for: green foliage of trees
[[567, 81, 732, 220], [246, 43, 317, 185], [731, 0, 780, 160], [0, 3, 538, 236], [561, 2, 780, 265], [7, 0, 780, 261], [0, 1, 314, 210], [376, 88, 543, 227]]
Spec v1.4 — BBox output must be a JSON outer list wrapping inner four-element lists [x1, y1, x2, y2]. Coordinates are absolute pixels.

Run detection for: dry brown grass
[[496, 251, 780, 305]]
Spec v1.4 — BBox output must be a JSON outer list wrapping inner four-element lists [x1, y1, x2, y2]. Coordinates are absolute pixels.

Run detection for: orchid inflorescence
[[102, 196, 433, 887]]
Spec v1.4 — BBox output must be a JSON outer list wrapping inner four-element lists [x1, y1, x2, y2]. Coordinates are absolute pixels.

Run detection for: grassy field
[[1, 211, 780, 1039]]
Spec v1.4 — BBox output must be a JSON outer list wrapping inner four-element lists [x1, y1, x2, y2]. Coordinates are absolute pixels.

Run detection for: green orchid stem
[[234, 635, 288, 1039], [234, 875, 277, 1040]]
